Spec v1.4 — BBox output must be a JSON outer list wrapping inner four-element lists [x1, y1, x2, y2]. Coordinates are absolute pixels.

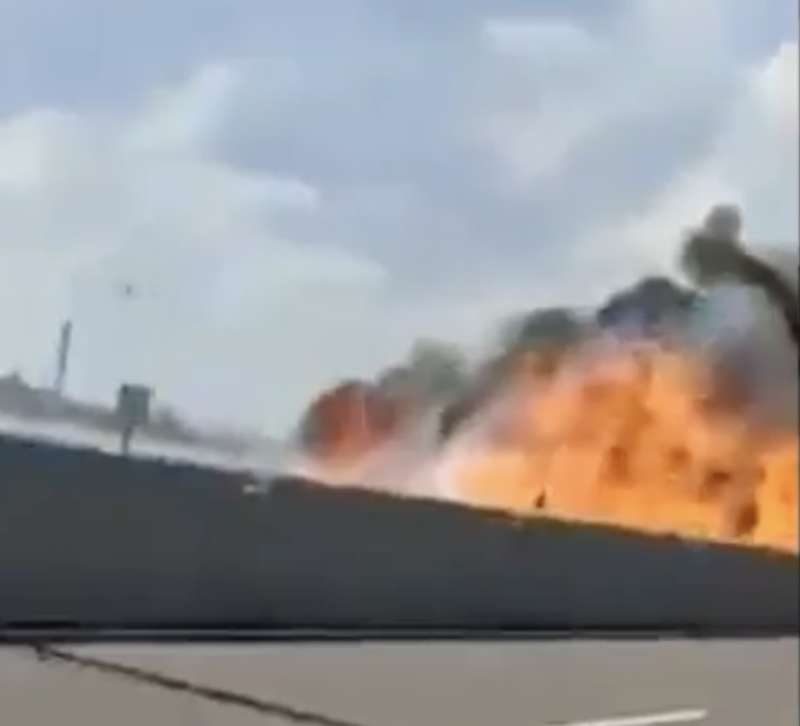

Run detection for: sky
[[0, 0, 797, 438]]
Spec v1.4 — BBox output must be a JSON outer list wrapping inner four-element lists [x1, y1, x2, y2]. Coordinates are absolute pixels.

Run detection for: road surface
[[1, 638, 796, 725]]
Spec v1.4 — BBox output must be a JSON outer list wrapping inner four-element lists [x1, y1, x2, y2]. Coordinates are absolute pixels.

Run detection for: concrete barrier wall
[[1, 434, 797, 632]]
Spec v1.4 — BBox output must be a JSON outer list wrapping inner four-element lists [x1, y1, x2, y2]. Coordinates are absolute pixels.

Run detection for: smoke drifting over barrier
[[293, 205, 799, 553]]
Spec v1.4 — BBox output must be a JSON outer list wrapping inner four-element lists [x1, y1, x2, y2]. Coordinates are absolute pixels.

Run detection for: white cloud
[[476, 4, 796, 305], [483, 19, 598, 63], [0, 64, 388, 435], [478, 16, 614, 185], [481, 99, 602, 184], [568, 40, 798, 298], [0, 2, 796, 438], [478, 2, 732, 187], [126, 63, 241, 153], [125, 58, 302, 158], [756, 42, 799, 130]]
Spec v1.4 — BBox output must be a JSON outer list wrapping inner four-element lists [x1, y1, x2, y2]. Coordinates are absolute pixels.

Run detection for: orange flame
[[296, 342, 797, 554], [439, 341, 797, 552]]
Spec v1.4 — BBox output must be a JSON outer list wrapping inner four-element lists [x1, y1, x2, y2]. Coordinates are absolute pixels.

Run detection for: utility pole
[[54, 320, 73, 397]]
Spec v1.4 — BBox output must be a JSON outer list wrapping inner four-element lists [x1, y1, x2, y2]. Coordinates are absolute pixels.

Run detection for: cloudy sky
[[0, 0, 797, 437]]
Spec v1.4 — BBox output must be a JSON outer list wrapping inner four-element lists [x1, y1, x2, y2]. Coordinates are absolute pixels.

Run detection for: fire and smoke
[[291, 206, 798, 553]]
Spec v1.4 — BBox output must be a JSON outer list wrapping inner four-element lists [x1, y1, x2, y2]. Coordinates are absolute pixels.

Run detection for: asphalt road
[[1, 638, 796, 725]]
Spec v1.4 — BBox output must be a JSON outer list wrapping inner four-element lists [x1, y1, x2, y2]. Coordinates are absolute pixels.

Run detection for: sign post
[[116, 384, 152, 455]]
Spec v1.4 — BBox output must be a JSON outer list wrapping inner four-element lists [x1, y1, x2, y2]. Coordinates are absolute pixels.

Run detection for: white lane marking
[[548, 708, 707, 726]]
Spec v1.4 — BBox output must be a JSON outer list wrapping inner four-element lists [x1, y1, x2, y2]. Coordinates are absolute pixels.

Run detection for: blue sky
[[0, 0, 797, 436]]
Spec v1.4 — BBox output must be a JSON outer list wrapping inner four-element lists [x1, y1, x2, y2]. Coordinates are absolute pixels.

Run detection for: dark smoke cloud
[[296, 203, 799, 451]]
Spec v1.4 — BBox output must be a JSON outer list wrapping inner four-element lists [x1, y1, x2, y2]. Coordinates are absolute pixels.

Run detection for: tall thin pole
[[54, 320, 73, 396]]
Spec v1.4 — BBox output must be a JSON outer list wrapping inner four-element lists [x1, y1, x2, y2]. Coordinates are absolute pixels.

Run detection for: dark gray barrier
[[0, 433, 797, 633]]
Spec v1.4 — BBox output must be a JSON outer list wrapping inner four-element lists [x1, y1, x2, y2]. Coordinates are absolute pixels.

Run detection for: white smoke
[[686, 244, 798, 432]]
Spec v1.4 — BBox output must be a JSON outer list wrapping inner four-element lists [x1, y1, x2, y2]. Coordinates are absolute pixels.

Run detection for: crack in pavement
[[30, 643, 372, 726]]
